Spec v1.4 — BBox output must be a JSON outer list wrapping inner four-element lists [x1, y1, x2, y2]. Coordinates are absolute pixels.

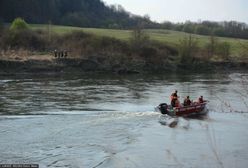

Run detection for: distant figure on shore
[[64, 50, 68, 58], [54, 50, 69, 59], [183, 96, 192, 106], [60, 51, 64, 58], [54, 49, 58, 58]]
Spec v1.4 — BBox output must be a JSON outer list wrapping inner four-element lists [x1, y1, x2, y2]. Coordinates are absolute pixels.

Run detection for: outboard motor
[[158, 103, 168, 114]]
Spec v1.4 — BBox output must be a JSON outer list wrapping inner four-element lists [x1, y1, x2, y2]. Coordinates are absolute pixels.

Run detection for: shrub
[[10, 18, 29, 32], [205, 35, 218, 60], [216, 42, 231, 61], [195, 25, 211, 35], [54, 31, 131, 58], [140, 46, 157, 59], [53, 31, 94, 57], [130, 27, 150, 52], [1, 29, 47, 50], [99, 36, 129, 53]]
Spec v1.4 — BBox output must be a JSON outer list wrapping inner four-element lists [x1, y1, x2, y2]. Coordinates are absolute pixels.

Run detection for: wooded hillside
[[0, 0, 248, 39], [0, 0, 155, 28]]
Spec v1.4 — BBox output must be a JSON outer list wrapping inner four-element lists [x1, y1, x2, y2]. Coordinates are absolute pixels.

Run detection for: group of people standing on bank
[[170, 90, 204, 108], [54, 50, 68, 58]]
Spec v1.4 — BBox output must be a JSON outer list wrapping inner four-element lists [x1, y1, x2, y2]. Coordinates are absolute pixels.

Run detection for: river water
[[0, 72, 248, 168]]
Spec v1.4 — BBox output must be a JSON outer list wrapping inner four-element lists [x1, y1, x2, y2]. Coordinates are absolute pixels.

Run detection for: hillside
[[1, 0, 248, 39], [31, 24, 248, 58], [1, 21, 248, 74], [0, 0, 154, 28]]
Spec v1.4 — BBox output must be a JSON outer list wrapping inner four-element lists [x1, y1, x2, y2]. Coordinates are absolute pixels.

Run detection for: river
[[0, 72, 248, 168]]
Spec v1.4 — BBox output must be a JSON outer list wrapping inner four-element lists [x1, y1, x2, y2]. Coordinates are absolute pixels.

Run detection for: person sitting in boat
[[183, 96, 192, 106], [198, 96, 204, 103], [171, 90, 180, 107]]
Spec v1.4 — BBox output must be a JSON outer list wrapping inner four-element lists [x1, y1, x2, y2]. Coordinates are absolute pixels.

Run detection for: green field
[[31, 24, 248, 57]]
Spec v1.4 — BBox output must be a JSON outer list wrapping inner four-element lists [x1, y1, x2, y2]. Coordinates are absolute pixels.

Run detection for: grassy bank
[[31, 24, 248, 58], [0, 22, 248, 74]]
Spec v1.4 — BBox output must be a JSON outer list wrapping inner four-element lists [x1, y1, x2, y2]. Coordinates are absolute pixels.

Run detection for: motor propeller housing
[[159, 103, 168, 114]]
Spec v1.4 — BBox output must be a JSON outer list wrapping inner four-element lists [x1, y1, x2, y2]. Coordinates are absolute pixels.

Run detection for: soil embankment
[[0, 55, 247, 74]]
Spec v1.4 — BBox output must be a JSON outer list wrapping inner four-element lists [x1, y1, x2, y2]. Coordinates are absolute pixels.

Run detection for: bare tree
[[205, 35, 218, 60], [178, 34, 198, 63], [130, 26, 150, 51]]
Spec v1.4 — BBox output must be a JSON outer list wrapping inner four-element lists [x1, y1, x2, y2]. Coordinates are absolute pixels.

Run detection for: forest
[[0, 0, 155, 29], [161, 20, 248, 39]]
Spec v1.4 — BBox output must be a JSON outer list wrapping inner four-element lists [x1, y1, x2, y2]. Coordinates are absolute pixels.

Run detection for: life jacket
[[170, 95, 174, 101], [170, 93, 178, 101], [186, 99, 191, 105], [171, 98, 176, 107], [183, 99, 188, 106], [175, 100, 180, 107], [198, 98, 203, 103]]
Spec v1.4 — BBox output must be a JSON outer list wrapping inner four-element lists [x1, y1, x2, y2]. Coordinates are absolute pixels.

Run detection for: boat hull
[[156, 102, 208, 117]]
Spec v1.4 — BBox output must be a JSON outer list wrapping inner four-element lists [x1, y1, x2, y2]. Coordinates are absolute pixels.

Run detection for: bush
[[54, 31, 131, 57], [205, 35, 218, 60], [183, 24, 195, 33], [195, 25, 211, 35], [216, 42, 231, 60], [130, 27, 150, 52], [99, 36, 129, 52], [140, 46, 157, 59], [213, 28, 226, 37], [1, 29, 47, 50], [10, 18, 29, 32]]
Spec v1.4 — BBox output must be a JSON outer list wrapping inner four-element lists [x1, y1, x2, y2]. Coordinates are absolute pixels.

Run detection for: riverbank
[[0, 55, 247, 74], [1, 22, 248, 74]]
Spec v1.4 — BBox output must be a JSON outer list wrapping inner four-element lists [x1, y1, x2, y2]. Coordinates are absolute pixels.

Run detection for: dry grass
[[0, 49, 54, 61]]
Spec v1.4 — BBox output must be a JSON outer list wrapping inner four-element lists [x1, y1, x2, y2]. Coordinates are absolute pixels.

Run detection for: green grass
[[31, 24, 248, 57]]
